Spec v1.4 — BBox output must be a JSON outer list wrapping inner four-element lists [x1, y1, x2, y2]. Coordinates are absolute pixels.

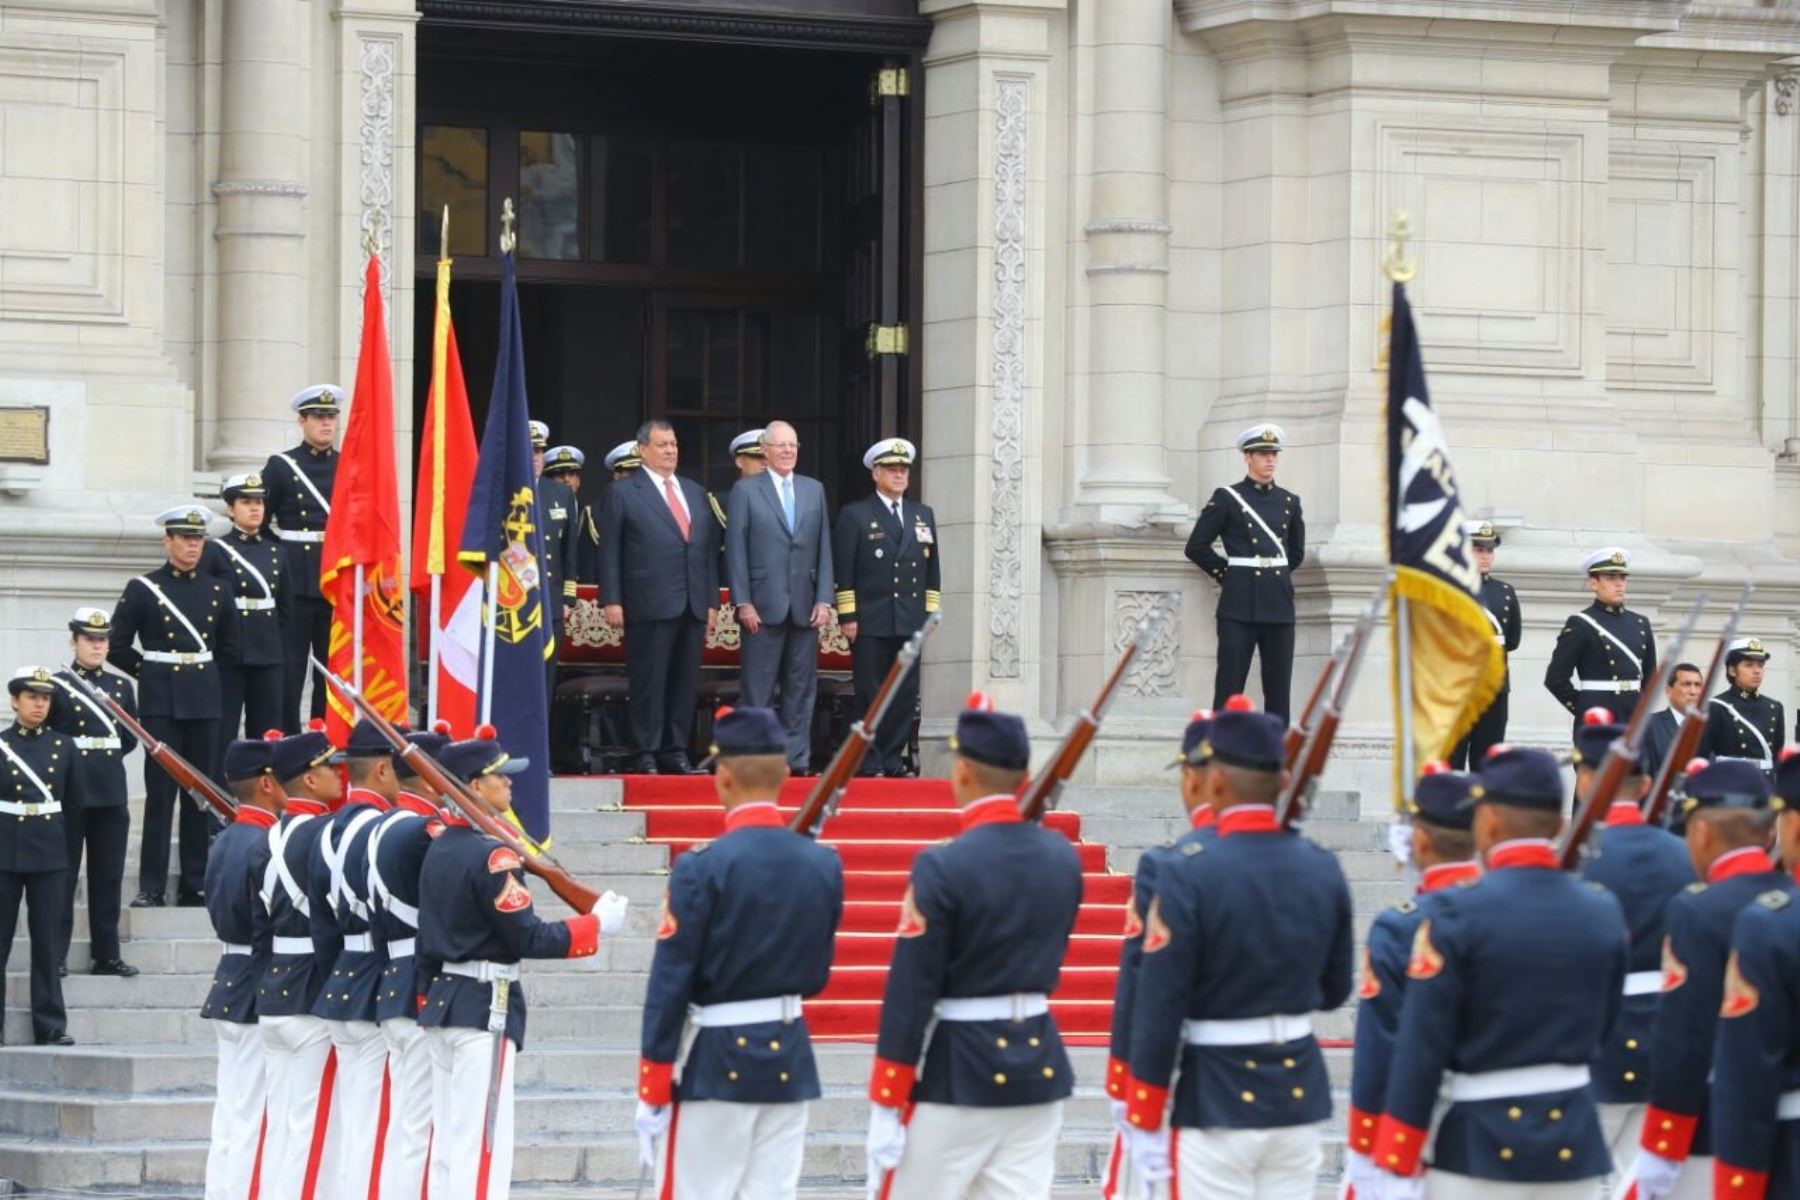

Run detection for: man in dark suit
[[1644, 662, 1703, 780], [598, 420, 720, 775], [725, 420, 834, 772]]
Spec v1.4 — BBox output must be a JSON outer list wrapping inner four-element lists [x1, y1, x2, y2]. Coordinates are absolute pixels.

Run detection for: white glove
[[1387, 821, 1414, 867], [593, 889, 629, 936], [633, 1100, 670, 1169], [1343, 1150, 1383, 1199], [1374, 1172, 1425, 1200], [1628, 1150, 1683, 1200], [1125, 1126, 1172, 1183], [866, 1104, 907, 1179], [1109, 1098, 1131, 1138]]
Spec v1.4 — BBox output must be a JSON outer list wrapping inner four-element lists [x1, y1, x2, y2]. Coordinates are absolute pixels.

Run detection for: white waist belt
[[1575, 679, 1638, 694], [1449, 1064, 1591, 1103], [443, 959, 520, 983], [934, 993, 1049, 1022], [144, 650, 213, 665], [1184, 1014, 1314, 1046], [1716, 754, 1774, 771], [341, 933, 373, 953], [272, 935, 313, 955], [1623, 971, 1663, 996], [1779, 1090, 1800, 1120], [1225, 556, 1288, 569], [386, 937, 415, 960], [219, 942, 252, 957], [276, 530, 325, 544], [235, 598, 276, 612], [72, 736, 121, 751], [0, 800, 60, 817], [690, 995, 804, 1027]]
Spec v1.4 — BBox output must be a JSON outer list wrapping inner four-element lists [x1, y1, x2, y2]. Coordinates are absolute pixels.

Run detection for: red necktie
[[664, 477, 690, 541]]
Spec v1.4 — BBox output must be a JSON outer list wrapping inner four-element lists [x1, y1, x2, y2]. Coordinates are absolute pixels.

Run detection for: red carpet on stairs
[[615, 776, 1128, 1044]]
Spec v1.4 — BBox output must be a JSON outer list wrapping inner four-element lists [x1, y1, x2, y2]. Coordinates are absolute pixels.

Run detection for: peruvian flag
[[410, 230, 480, 736], [321, 254, 410, 742]]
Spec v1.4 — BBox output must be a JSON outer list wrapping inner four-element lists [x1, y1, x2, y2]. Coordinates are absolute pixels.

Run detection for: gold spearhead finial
[[500, 197, 517, 255], [361, 207, 384, 260], [1383, 210, 1417, 283], [440, 205, 451, 265]]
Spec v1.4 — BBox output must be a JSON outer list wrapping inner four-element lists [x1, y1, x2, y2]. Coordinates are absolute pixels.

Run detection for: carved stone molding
[[1777, 73, 1798, 117], [988, 75, 1027, 680], [359, 37, 398, 322], [418, 0, 934, 50], [1113, 590, 1179, 698]]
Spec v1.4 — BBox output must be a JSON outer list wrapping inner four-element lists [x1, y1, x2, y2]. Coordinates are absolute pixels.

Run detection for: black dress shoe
[[175, 891, 205, 908], [91, 959, 139, 978], [35, 1032, 74, 1047], [628, 754, 658, 775], [658, 755, 703, 776], [129, 892, 164, 909]]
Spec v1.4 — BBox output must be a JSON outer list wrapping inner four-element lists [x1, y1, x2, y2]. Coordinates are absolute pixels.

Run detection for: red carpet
[[616, 776, 1128, 1043]]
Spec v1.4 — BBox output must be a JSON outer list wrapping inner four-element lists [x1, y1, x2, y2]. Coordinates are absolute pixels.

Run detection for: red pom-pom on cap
[[1419, 759, 1451, 777], [308, 718, 327, 733], [431, 719, 453, 735], [1223, 694, 1255, 712], [965, 691, 995, 712], [1189, 708, 1215, 722], [1780, 746, 1799, 764], [1485, 743, 1511, 760], [715, 705, 734, 720], [1581, 707, 1614, 728], [261, 729, 284, 742], [1685, 757, 1710, 777], [475, 723, 498, 741]]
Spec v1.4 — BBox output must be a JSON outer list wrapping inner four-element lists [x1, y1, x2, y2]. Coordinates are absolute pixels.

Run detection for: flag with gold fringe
[[1386, 281, 1505, 791]]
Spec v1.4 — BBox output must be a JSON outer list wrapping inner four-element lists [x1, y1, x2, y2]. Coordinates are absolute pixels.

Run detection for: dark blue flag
[[457, 250, 553, 840]]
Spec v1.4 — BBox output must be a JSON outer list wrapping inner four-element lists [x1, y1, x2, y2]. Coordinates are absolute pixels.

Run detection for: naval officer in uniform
[[1451, 521, 1521, 769], [1545, 547, 1657, 739], [205, 472, 286, 756], [0, 668, 74, 1045], [1185, 424, 1306, 718], [262, 384, 342, 729], [1702, 638, 1785, 770]]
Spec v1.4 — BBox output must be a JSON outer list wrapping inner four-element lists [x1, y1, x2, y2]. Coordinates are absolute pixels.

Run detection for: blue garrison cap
[[1169, 709, 1217, 769], [1776, 752, 1800, 807], [273, 730, 342, 782], [711, 707, 787, 758], [1684, 759, 1774, 812], [344, 720, 398, 760], [951, 708, 1030, 771], [1202, 710, 1285, 772], [440, 736, 528, 783], [397, 729, 453, 780], [1412, 765, 1475, 831], [1473, 747, 1564, 811], [222, 738, 276, 784]]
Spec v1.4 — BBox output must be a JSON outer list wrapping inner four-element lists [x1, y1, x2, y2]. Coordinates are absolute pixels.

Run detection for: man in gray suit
[[725, 421, 834, 771]]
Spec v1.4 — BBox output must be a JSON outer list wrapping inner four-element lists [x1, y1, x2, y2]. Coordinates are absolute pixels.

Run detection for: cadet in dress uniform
[[1627, 759, 1794, 1200], [205, 472, 286, 755], [367, 726, 451, 1200], [417, 733, 629, 1200], [1451, 522, 1521, 769], [635, 708, 844, 1196], [1185, 424, 1306, 718], [832, 438, 941, 778], [256, 729, 345, 1200], [1344, 765, 1483, 1200], [575, 440, 643, 589], [1100, 708, 1218, 1200], [866, 704, 1082, 1199], [0, 668, 73, 1046], [1545, 548, 1657, 739], [201, 737, 283, 1200], [110, 505, 242, 908], [531, 423, 581, 659], [1122, 706, 1353, 1198], [1568, 717, 1695, 1181], [707, 427, 767, 537], [1710, 752, 1800, 1200], [310, 720, 401, 1198], [49, 607, 138, 977], [1370, 747, 1628, 1200], [1702, 637, 1785, 771], [262, 384, 342, 729]]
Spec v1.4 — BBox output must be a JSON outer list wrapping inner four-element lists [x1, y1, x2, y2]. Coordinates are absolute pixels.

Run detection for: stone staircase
[[0, 779, 1402, 1197]]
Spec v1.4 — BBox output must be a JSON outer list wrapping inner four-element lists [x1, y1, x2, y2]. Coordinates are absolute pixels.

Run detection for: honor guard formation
[[4, 393, 1798, 1200]]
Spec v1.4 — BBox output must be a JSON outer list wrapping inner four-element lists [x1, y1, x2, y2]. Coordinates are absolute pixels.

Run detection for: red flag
[[321, 255, 409, 742], [410, 235, 480, 736]]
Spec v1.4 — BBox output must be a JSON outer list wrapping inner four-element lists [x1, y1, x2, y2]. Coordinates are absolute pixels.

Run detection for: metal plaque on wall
[[0, 408, 49, 464]]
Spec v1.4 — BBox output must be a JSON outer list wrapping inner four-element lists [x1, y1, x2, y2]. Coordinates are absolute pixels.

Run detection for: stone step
[[1059, 786, 1361, 823]]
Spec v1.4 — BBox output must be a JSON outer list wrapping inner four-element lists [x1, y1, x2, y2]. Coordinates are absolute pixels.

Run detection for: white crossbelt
[[0, 799, 60, 817], [1710, 699, 1775, 768], [1779, 1090, 1800, 1120], [275, 529, 325, 543], [1448, 1064, 1590, 1103], [386, 937, 415, 960], [443, 959, 521, 983], [219, 942, 252, 957], [51, 674, 119, 742], [235, 597, 277, 612], [366, 810, 423, 930], [133, 575, 211, 656], [341, 933, 373, 953], [213, 537, 277, 605], [273, 452, 333, 514], [1225, 556, 1287, 569], [0, 737, 55, 809], [1623, 971, 1663, 996], [143, 650, 213, 665], [272, 936, 314, 955], [1184, 1013, 1314, 1046], [934, 993, 1049, 1022], [1221, 487, 1289, 565], [71, 736, 122, 751], [261, 811, 315, 916], [690, 995, 804, 1027], [1574, 679, 1637, 694]]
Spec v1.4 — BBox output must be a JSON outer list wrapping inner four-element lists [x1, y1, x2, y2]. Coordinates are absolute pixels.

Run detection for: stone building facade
[[2, 0, 1797, 800]]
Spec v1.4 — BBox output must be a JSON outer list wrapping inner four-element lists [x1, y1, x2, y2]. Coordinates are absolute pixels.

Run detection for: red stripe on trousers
[[421, 1126, 432, 1200], [875, 1103, 915, 1200], [368, 1061, 392, 1200], [659, 1103, 682, 1200], [301, 1048, 339, 1200], [249, 1109, 268, 1200], [1101, 1131, 1123, 1200], [1168, 1127, 1180, 1200], [476, 1038, 507, 1200]]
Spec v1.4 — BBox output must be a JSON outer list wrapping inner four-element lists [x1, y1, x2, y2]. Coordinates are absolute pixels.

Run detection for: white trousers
[[1597, 1103, 1645, 1195], [326, 1018, 389, 1199], [259, 1013, 340, 1200], [205, 1020, 268, 1200], [1172, 1124, 1323, 1200], [885, 1101, 1064, 1200], [1425, 1175, 1600, 1200], [657, 1100, 808, 1199], [427, 1026, 515, 1200], [380, 1016, 433, 1200]]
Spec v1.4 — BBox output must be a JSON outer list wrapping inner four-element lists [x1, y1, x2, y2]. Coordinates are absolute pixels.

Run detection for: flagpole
[[1383, 212, 1419, 810], [428, 574, 442, 725], [353, 564, 366, 695], [427, 206, 452, 730], [480, 561, 499, 725]]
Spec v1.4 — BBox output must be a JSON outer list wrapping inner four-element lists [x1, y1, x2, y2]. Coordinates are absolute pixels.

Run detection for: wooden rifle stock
[[791, 613, 940, 838], [1285, 637, 1348, 771], [1276, 588, 1385, 828], [311, 659, 599, 914], [74, 677, 236, 821], [1017, 609, 1163, 823], [1642, 583, 1752, 828], [1556, 593, 1706, 869]]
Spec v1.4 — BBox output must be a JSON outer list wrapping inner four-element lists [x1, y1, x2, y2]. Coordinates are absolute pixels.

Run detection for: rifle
[[72, 675, 237, 822], [1277, 587, 1385, 828], [310, 658, 600, 913], [790, 613, 940, 838], [1556, 593, 1705, 869], [1285, 634, 1350, 771], [1643, 583, 1752, 828], [1018, 608, 1164, 823]]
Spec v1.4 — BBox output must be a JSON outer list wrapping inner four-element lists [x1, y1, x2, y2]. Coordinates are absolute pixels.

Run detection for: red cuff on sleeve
[[1124, 1075, 1170, 1132], [563, 912, 599, 958], [1347, 1105, 1380, 1155], [638, 1059, 673, 1106], [869, 1056, 916, 1107], [1642, 1106, 1699, 1162], [1105, 1056, 1129, 1101], [1372, 1114, 1428, 1178], [1716, 1162, 1769, 1200]]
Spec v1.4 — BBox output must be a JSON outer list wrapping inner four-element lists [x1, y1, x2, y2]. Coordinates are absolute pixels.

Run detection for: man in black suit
[[1643, 661, 1702, 779], [725, 421, 835, 772], [597, 420, 719, 775]]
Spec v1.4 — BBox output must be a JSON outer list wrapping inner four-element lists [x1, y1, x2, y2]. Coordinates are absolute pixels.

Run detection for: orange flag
[[321, 255, 409, 742]]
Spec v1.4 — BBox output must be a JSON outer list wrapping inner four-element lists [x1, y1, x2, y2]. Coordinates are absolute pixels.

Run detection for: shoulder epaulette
[[1392, 898, 1418, 914], [1758, 890, 1791, 910], [1455, 877, 1479, 889], [1180, 841, 1204, 857], [1685, 881, 1708, 894], [1585, 881, 1608, 894], [707, 493, 727, 529], [689, 841, 710, 855]]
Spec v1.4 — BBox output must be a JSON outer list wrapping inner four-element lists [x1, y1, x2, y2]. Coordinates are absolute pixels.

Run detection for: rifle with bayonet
[[1017, 608, 1163, 823], [1285, 635, 1350, 771], [1277, 588, 1385, 829], [1556, 593, 1705, 870], [72, 675, 237, 821], [790, 613, 940, 839], [1642, 583, 1752, 828]]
